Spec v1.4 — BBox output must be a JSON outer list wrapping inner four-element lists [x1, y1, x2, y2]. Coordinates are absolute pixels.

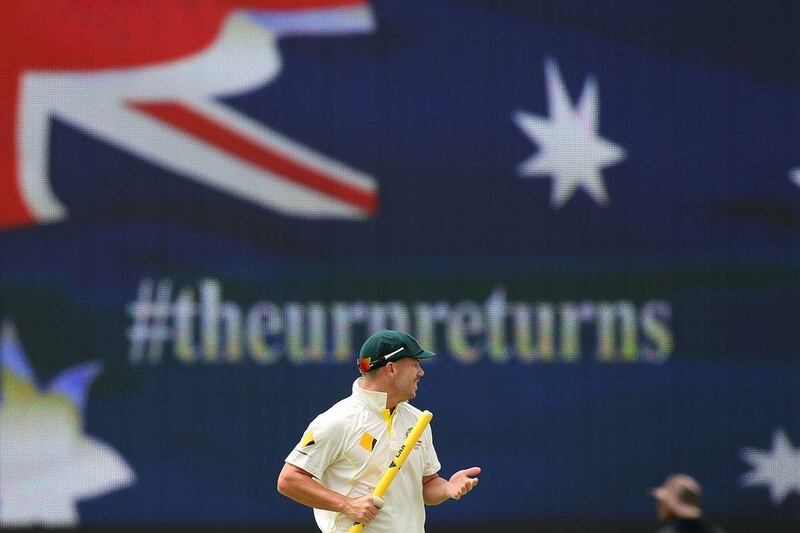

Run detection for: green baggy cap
[[357, 330, 434, 372]]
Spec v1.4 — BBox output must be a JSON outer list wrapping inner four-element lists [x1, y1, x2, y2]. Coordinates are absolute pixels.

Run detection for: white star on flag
[[0, 322, 135, 526], [740, 428, 800, 506], [513, 59, 626, 208]]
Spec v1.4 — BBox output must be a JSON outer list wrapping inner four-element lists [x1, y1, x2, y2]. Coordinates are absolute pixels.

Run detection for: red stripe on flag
[[0, 82, 36, 230], [130, 101, 377, 215]]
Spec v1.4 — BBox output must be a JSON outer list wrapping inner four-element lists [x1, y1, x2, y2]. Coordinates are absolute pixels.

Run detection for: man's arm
[[277, 463, 381, 524], [421, 467, 481, 505]]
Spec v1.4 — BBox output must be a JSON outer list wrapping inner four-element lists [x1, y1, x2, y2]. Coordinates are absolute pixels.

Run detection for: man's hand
[[341, 495, 382, 524], [446, 467, 481, 500], [278, 463, 383, 521]]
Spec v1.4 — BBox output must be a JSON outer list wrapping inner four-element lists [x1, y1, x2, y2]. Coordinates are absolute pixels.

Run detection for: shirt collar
[[352, 378, 388, 411]]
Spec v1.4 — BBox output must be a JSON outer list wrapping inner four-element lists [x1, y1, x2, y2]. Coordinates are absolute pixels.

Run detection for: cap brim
[[413, 350, 435, 360]]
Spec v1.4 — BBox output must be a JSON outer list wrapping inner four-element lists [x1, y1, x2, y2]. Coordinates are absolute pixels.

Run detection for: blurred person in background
[[652, 474, 727, 533]]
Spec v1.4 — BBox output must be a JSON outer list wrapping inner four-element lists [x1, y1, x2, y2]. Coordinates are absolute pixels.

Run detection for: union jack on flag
[[0, 0, 378, 231]]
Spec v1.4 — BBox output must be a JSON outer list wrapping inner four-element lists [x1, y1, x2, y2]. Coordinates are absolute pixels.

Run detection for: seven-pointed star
[[0, 323, 135, 526], [740, 428, 800, 505], [513, 59, 626, 208]]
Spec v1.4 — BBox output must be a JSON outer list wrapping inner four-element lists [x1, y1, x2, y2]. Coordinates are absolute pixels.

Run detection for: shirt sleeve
[[285, 413, 347, 479], [422, 425, 441, 477]]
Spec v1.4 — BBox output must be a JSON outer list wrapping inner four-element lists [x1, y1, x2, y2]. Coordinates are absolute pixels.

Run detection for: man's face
[[390, 357, 425, 401]]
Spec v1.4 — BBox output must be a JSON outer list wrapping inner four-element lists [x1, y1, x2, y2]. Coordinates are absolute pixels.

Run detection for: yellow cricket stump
[[348, 410, 433, 533]]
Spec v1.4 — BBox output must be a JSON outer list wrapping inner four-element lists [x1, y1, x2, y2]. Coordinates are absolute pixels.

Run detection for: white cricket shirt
[[285, 378, 441, 533]]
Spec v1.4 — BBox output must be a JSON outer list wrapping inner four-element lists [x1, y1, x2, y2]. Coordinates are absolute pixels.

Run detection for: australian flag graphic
[[0, 0, 798, 529]]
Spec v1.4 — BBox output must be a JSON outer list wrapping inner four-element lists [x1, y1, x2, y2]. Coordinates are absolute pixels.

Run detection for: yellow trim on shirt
[[380, 408, 397, 437]]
